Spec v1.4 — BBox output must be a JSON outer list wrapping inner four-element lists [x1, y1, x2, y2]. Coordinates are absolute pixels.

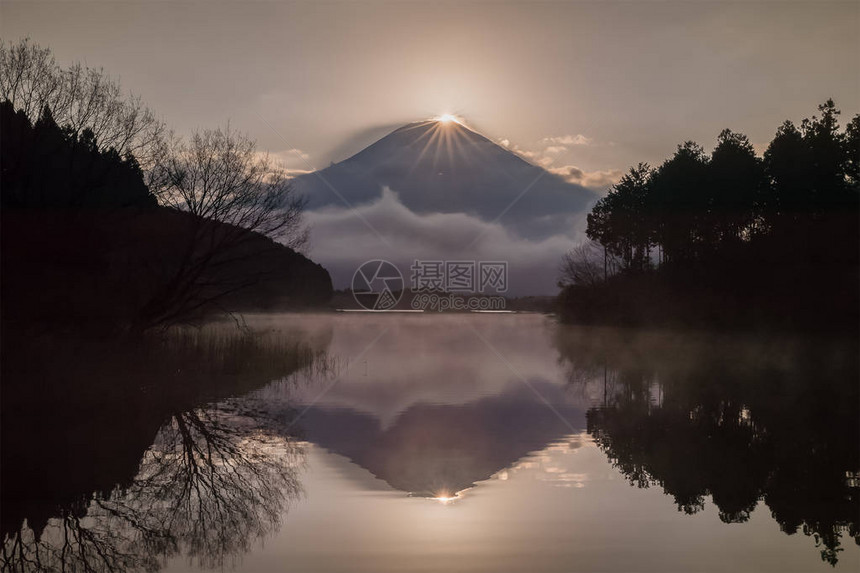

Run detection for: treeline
[[0, 39, 332, 333], [559, 100, 859, 331], [1, 101, 156, 209]]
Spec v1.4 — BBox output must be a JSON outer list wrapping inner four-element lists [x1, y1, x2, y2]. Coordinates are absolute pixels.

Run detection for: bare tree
[[155, 125, 307, 248], [0, 39, 59, 118], [134, 125, 309, 330], [558, 240, 621, 287], [0, 38, 167, 174], [2, 38, 313, 330]]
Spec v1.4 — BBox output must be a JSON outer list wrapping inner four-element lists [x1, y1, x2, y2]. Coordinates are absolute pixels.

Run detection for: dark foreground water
[[2, 313, 858, 572]]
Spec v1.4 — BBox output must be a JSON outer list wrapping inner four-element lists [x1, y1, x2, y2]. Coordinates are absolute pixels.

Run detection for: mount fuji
[[293, 118, 599, 294], [294, 119, 596, 240]]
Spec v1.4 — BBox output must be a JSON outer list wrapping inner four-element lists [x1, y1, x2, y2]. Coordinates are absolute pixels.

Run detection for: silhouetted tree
[[564, 100, 860, 330], [132, 125, 309, 330], [647, 141, 711, 263], [558, 240, 621, 287], [706, 129, 764, 245], [587, 163, 654, 270], [0, 101, 155, 208], [801, 100, 850, 205], [762, 120, 809, 229], [0, 38, 167, 180], [153, 125, 308, 248], [845, 115, 860, 188]]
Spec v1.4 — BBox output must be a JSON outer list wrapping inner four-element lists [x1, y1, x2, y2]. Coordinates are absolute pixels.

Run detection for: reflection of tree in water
[[1, 323, 334, 572], [555, 327, 859, 565], [2, 401, 304, 572]]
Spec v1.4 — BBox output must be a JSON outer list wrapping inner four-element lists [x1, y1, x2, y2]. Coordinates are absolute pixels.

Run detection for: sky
[[3, 1, 857, 176], [3, 0, 858, 293]]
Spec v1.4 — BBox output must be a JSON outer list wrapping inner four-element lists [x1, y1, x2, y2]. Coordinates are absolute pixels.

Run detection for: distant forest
[[559, 100, 859, 332], [0, 39, 332, 333]]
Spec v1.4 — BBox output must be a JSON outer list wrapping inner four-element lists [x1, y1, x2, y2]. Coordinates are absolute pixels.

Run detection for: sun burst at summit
[[434, 113, 462, 125]]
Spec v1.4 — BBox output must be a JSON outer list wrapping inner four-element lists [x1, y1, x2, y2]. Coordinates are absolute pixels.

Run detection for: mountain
[[293, 119, 596, 240]]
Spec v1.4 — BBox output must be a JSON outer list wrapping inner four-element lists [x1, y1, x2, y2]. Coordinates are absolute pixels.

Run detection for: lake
[[2, 313, 858, 572]]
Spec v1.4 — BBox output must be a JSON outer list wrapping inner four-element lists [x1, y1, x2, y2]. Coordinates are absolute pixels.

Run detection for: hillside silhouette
[[0, 99, 332, 332]]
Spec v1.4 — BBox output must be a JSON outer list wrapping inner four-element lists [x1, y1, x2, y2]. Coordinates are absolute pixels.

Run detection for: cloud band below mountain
[[303, 187, 589, 295]]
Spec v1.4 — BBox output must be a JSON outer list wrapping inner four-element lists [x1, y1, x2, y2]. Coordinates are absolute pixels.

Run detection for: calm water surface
[[2, 313, 858, 572]]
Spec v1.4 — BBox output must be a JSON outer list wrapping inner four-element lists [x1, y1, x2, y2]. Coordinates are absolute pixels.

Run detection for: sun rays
[[397, 114, 505, 179], [433, 113, 463, 125]]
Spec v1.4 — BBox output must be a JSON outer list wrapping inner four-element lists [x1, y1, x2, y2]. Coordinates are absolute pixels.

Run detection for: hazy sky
[[3, 1, 858, 180]]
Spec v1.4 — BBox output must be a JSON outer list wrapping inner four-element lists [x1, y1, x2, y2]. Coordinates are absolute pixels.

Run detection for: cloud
[[499, 133, 620, 186], [511, 146, 538, 160], [302, 187, 589, 295], [492, 137, 621, 190], [255, 147, 316, 178], [284, 168, 315, 179], [497, 137, 549, 162], [263, 147, 312, 171], [503, 141, 549, 164], [541, 134, 593, 146], [548, 165, 623, 190], [292, 148, 311, 161]]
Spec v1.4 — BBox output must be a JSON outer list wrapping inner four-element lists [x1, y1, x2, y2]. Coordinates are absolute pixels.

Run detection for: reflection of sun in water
[[434, 113, 462, 125], [430, 489, 469, 505]]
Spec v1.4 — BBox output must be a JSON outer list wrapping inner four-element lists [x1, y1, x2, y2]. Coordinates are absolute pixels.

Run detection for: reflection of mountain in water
[[297, 382, 584, 497]]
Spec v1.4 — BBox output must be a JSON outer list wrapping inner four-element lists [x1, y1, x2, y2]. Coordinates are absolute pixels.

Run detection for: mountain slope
[[294, 120, 596, 240]]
